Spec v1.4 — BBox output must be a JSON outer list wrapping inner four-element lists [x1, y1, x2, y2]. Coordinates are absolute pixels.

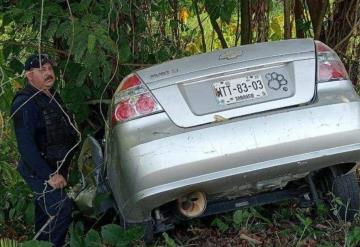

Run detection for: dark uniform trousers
[[23, 173, 73, 247]]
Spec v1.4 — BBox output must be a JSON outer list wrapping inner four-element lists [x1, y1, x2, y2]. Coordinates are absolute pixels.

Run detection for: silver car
[[85, 39, 360, 237]]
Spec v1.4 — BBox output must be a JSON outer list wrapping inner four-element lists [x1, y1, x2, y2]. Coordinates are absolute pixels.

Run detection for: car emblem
[[265, 72, 288, 91], [219, 50, 243, 60]]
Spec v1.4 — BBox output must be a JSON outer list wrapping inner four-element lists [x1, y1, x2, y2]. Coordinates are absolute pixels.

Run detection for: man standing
[[11, 54, 78, 247]]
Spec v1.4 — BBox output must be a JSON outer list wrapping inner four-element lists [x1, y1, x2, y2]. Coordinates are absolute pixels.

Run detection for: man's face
[[25, 63, 56, 90]]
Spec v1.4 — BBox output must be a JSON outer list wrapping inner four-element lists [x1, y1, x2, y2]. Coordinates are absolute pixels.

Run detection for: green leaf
[[118, 43, 131, 63], [347, 226, 360, 247], [84, 229, 102, 247], [22, 240, 52, 247], [0, 211, 5, 224], [73, 33, 88, 63], [93, 192, 112, 211], [44, 20, 59, 40], [220, 0, 236, 24], [163, 232, 176, 247], [83, 52, 98, 71], [295, 213, 312, 227], [117, 227, 143, 246], [20, 11, 34, 25], [24, 202, 35, 225], [2, 13, 12, 26], [211, 217, 229, 232], [76, 70, 88, 87], [101, 36, 118, 54], [250, 208, 272, 224], [56, 22, 71, 39], [102, 60, 112, 83], [9, 208, 15, 219], [101, 224, 142, 247], [9, 59, 23, 74], [18, 0, 33, 9], [61, 62, 82, 83], [233, 209, 251, 226], [80, 0, 93, 9], [87, 34, 96, 54], [101, 224, 124, 246], [205, 0, 220, 20], [270, 16, 283, 41], [2, 46, 12, 60], [90, 67, 101, 88], [69, 222, 85, 247]]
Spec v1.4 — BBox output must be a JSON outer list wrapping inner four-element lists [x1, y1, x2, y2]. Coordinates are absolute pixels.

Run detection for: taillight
[[112, 73, 163, 123], [315, 40, 349, 82]]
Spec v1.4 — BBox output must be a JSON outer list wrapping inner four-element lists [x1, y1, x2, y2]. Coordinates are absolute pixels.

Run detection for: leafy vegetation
[[0, 0, 359, 246], [0, 117, 34, 242]]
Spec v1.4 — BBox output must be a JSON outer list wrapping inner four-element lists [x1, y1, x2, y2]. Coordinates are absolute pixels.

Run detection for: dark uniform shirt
[[11, 88, 61, 179]]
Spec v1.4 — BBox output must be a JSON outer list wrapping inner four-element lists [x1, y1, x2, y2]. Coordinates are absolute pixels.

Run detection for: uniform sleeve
[[11, 96, 54, 179]]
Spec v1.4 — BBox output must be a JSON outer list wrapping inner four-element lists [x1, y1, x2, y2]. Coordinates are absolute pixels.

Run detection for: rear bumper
[[107, 81, 360, 222]]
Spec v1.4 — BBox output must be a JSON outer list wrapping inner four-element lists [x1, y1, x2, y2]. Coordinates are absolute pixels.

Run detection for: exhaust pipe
[[177, 191, 207, 218]]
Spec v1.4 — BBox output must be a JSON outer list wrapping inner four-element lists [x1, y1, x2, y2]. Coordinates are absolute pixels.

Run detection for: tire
[[143, 220, 154, 245], [321, 170, 360, 221]]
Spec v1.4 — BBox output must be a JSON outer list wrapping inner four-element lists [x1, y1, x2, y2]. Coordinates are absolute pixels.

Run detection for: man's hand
[[48, 174, 67, 189]]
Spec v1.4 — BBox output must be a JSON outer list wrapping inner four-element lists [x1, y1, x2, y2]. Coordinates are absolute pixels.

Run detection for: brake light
[[112, 74, 163, 123], [135, 93, 156, 114], [315, 41, 349, 82], [114, 100, 135, 121], [119, 74, 141, 90]]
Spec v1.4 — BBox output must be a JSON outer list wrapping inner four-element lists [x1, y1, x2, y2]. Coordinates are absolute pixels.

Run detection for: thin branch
[[333, 20, 360, 51], [209, 17, 228, 48], [235, 0, 240, 46], [193, 0, 206, 52]]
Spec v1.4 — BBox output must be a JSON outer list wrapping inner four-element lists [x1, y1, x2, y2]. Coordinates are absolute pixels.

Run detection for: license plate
[[213, 75, 267, 105]]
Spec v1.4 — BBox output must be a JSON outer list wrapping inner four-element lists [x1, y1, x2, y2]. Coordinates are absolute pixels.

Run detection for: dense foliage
[[0, 0, 359, 245]]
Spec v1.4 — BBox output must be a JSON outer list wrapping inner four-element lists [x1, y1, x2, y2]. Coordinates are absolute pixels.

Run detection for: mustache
[[45, 75, 54, 81]]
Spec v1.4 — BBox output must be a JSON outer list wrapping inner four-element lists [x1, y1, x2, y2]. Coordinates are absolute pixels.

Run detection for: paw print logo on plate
[[265, 72, 288, 91]]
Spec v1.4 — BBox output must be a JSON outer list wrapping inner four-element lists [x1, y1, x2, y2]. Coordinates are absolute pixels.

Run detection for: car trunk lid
[[136, 39, 316, 128]]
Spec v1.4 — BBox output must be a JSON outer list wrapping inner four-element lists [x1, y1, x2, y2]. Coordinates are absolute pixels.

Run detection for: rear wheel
[[143, 220, 154, 245], [318, 168, 360, 221]]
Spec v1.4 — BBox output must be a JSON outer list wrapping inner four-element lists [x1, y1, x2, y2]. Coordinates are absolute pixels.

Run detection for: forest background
[[0, 0, 359, 246]]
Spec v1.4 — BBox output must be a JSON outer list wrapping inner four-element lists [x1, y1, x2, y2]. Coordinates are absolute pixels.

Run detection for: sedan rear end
[[105, 39, 360, 224]]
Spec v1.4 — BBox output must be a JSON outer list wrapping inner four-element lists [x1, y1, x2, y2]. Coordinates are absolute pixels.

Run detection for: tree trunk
[[284, 0, 292, 39], [241, 0, 251, 45], [294, 0, 305, 38], [169, 0, 180, 50], [159, 13, 166, 39], [306, 0, 328, 40], [349, 42, 360, 85], [210, 17, 228, 48], [255, 0, 269, 42], [193, 0, 206, 52], [130, 1, 138, 56]]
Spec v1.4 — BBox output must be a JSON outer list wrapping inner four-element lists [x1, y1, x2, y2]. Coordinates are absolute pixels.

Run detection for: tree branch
[[209, 17, 228, 48], [193, 0, 207, 52], [333, 20, 360, 51], [284, 0, 291, 39]]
